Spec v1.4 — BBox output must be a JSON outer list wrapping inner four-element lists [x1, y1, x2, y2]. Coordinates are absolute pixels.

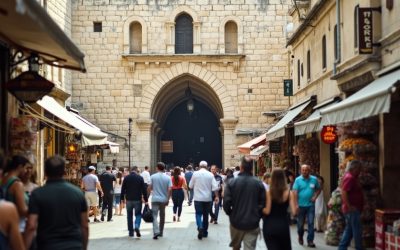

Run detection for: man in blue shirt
[[293, 164, 321, 248]]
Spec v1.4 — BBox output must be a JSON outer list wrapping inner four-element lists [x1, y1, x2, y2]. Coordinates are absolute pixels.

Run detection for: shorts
[[114, 194, 121, 205], [85, 192, 98, 207]]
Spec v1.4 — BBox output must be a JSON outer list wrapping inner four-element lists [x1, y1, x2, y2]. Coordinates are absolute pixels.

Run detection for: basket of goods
[[338, 138, 373, 152]]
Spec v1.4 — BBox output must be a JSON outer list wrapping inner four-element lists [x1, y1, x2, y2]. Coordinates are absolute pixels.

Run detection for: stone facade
[[70, 0, 292, 168]]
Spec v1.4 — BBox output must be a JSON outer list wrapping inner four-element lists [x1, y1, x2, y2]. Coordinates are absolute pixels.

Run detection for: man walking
[[24, 156, 88, 250], [148, 162, 172, 239], [223, 157, 265, 250], [338, 160, 364, 250], [293, 164, 321, 248], [189, 160, 219, 240], [141, 166, 151, 198], [121, 166, 148, 237], [81, 165, 103, 222], [210, 164, 224, 224], [100, 165, 116, 222], [184, 165, 194, 206]]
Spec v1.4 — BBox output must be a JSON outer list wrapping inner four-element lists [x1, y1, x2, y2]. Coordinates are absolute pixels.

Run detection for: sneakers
[[100, 215, 104, 222], [93, 218, 101, 223], [153, 233, 161, 240], [128, 231, 134, 237], [210, 218, 214, 223], [213, 221, 218, 224], [177, 217, 181, 222], [135, 228, 141, 237], [307, 242, 316, 248]]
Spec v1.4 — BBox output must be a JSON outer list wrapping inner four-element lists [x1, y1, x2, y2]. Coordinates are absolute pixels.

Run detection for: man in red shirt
[[338, 160, 364, 250]]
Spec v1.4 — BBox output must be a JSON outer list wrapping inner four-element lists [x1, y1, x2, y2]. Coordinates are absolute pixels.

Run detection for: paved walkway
[[88, 201, 343, 250]]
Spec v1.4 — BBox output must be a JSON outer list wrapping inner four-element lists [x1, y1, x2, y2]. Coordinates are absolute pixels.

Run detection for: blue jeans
[[194, 201, 212, 235], [126, 200, 142, 233], [187, 188, 194, 204], [297, 205, 315, 242], [338, 211, 363, 250]]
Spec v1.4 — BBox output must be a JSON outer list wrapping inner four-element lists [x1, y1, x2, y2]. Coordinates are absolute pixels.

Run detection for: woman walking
[[262, 168, 296, 250], [171, 167, 187, 222], [114, 171, 123, 216]]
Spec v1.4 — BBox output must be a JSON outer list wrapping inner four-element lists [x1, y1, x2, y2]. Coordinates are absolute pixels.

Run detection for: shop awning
[[249, 145, 269, 158], [37, 96, 107, 147], [266, 97, 315, 141], [106, 141, 120, 154], [0, 0, 86, 72], [294, 98, 340, 136], [237, 134, 266, 154], [320, 70, 400, 126]]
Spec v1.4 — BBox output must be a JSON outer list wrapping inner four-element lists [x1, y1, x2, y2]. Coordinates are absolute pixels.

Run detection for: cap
[[88, 166, 96, 170], [199, 161, 208, 167]]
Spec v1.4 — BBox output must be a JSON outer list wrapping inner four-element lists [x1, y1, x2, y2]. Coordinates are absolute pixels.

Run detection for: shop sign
[[321, 125, 338, 144], [161, 140, 173, 153], [269, 141, 281, 153], [358, 8, 373, 54]]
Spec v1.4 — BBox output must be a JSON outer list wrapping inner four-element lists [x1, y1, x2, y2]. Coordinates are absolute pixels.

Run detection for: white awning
[[37, 96, 107, 147], [0, 0, 86, 72], [320, 70, 400, 126], [249, 145, 269, 157], [106, 141, 120, 154], [266, 100, 312, 141], [294, 99, 340, 136]]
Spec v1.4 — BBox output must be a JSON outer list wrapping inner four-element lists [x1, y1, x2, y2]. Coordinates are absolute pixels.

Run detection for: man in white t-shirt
[[81, 166, 104, 222], [189, 161, 219, 240], [141, 166, 151, 198]]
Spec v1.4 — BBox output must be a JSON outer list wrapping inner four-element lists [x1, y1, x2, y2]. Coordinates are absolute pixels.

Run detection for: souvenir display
[[325, 188, 345, 245], [325, 118, 379, 247], [9, 116, 38, 165], [296, 137, 320, 173]]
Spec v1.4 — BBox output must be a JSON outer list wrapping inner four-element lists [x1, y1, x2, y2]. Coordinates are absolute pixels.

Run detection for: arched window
[[175, 13, 193, 54], [322, 35, 327, 69], [225, 21, 238, 53], [129, 22, 142, 54]]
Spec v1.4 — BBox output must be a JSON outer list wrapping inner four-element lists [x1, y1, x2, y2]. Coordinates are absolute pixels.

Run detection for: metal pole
[[128, 118, 132, 169]]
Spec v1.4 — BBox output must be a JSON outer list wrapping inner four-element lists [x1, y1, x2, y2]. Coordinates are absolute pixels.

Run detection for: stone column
[[220, 118, 238, 169], [135, 119, 154, 168], [165, 21, 175, 54], [193, 21, 202, 53]]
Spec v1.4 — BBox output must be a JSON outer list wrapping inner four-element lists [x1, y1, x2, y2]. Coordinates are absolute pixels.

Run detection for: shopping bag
[[142, 204, 153, 223]]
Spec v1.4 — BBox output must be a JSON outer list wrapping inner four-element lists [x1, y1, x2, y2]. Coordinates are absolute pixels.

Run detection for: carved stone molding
[[220, 117, 238, 130], [136, 119, 154, 131]]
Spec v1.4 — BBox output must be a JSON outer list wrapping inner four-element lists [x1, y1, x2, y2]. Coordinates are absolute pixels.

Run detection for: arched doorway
[[151, 75, 224, 169]]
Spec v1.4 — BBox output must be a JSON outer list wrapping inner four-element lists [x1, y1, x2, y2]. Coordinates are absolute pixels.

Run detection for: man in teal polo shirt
[[293, 164, 321, 248]]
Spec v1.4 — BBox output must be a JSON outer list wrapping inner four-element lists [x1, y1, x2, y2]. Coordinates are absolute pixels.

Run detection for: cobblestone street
[[88, 202, 339, 250]]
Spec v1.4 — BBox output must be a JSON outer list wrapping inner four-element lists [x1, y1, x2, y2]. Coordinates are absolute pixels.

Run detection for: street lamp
[[185, 84, 194, 115], [128, 118, 132, 169]]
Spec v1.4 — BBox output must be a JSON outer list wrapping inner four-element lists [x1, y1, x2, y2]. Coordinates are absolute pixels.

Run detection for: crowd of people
[[0, 149, 365, 250]]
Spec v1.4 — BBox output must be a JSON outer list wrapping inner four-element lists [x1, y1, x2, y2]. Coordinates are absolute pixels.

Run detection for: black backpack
[[142, 204, 153, 223]]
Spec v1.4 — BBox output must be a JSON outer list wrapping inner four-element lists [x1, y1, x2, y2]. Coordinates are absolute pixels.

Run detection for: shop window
[[322, 35, 327, 69], [225, 21, 238, 53], [307, 50, 311, 81], [175, 13, 193, 54], [129, 22, 142, 54], [354, 5, 359, 48], [93, 22, 102, 32]]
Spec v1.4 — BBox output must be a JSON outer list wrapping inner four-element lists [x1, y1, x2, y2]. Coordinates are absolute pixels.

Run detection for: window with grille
[[225, 21, 238, 53], [175, 13, 193, 54], [129, 22, 142, 54]]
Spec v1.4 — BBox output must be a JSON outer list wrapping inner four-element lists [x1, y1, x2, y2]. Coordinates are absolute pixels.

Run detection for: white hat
[[199, 161, 208, 167], [88, 166, 96, 170]]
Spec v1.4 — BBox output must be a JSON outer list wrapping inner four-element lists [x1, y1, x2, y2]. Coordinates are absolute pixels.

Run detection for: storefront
[[319, 69, 400, 247], [237, 133, 268, 176], [0, 0, 86, 182]]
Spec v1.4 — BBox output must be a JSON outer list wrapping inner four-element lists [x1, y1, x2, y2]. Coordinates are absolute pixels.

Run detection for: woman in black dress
[[262, 168, 296, 250]]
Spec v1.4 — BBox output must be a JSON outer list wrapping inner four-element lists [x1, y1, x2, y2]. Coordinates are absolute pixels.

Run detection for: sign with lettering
[[321, 126, 338, 144], [283, 79, 293, 96], [358, 8, 373, 54], [269, 141, 281, 153], [161, 141, 173, 153]]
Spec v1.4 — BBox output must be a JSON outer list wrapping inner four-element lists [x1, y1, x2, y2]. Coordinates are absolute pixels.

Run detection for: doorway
[[161, 99, 222, 169]]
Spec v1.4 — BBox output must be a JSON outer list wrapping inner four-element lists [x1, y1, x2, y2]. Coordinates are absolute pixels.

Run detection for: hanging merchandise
[[325, 188, 345, 245], [9, 116, 38, 165], [325, 118, 379, 247], [297, 137, 320, 173]]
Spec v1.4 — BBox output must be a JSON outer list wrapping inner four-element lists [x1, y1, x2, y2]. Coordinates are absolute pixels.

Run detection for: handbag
[[142, 204, 153, 223]]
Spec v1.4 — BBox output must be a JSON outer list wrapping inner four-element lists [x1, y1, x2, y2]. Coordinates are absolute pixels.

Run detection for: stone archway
[[136, 63, 238, 168]]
